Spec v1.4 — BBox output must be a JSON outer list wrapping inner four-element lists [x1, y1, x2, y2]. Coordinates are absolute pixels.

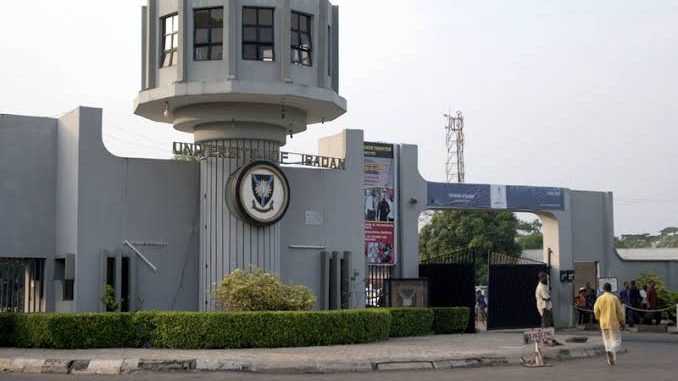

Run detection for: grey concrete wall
[[0, 115, 57, 258], [398, 144, 427, 279], [279, 129, 364, 309], [56, 107, 200, 312]]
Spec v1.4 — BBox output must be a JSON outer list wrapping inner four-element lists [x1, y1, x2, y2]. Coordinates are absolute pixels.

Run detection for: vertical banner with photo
[[364, 142, 397, 265]]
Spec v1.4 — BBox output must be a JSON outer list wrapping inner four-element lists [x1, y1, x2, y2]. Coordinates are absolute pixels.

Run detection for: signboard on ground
[[523, 327, 556, 344]]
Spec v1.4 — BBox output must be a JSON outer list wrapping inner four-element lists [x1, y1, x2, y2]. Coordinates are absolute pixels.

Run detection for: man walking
[[535, 272, 553, 327], [594, 282, 625, 366]]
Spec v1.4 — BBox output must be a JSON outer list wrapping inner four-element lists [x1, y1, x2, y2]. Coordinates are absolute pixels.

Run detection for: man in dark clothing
[[646, 281, 661, 325], [377, 196, 390, 222], [629, 280, 642, 326], [619, 281, 634, 328]]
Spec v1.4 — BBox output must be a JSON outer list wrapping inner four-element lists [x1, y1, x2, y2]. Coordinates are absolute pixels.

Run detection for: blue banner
[[427, 182, 564, 211], [427, 183, 491, 209], [506, 186, 564, 211]]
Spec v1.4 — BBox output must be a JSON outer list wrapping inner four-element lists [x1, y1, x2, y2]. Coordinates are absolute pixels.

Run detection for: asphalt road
[[2, 335, 676, 381]]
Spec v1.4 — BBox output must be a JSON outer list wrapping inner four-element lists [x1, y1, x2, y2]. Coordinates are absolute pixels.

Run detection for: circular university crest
[[227, 161, 290, 226]]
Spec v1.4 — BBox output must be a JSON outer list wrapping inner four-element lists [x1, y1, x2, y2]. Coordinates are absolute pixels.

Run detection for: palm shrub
[[214, 267, 315, 311]]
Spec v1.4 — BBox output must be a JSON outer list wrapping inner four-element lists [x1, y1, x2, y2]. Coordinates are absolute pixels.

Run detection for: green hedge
[[2, 309, 391, 349], [431, 307, 470, 334], [13, 313, 138, 349], [386, 308, 434, 337], [1, 307, 471, 349], [136, 310, 391, 349]]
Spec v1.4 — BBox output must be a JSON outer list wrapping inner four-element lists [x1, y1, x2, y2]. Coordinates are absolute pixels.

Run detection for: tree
[[419, 210, 522, 284], [659, 227, 678, 236], [516, 218, 543, 250]]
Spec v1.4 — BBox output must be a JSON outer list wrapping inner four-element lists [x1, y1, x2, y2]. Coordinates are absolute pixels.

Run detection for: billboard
[[364, 142, 397, 265], [427, 182, 564, 211]]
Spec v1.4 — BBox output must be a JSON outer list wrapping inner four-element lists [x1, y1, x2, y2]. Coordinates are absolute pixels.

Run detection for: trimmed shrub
[[215, 267, 315, 311], [136, 309, 390, 349], [2, 309, 391, 350], [431, 307, 470, 334], [386, 308, 434, 337], [0, 313, 16, 346], [13, 313, 138, 349]]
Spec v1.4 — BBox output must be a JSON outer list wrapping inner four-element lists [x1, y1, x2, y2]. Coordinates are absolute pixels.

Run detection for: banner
[[427, 182, 564, 211], [364, 142, 396, 265]]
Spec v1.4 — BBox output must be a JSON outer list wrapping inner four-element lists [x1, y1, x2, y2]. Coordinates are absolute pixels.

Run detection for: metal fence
[[366, 265, 395, 307], [0, 258, 45, 313], [0, 259, 26, 312]]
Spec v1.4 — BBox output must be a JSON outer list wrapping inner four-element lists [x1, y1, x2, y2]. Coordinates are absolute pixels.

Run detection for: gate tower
[[134, 0, 346, 310]]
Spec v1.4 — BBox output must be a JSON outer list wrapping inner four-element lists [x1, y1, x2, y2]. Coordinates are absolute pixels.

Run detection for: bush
[[386, 308, 434, 337], [431, 307, 470, 334], [636, 272, 673, 319], [12, 313, 137, 349], [1, 309, 391, 349], [214, 267, 315, 311]]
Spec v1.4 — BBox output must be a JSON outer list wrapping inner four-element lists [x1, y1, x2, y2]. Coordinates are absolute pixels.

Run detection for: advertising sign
[[364, 142, 397, 265], [427, 183, 565, 211]]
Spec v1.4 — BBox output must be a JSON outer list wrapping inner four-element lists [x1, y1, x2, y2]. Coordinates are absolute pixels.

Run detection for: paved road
[[2, 335, 676, 381]]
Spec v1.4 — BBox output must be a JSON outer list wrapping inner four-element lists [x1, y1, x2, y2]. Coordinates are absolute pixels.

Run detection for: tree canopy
[[615, 228, 678, 248], [418, 210, 522, 261]]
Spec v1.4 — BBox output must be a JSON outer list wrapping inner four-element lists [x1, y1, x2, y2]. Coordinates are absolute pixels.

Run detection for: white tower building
[[134, 0, 346, 310]]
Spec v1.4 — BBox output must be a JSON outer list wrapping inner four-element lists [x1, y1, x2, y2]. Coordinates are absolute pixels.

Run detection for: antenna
[[444, 110, 465, 183]]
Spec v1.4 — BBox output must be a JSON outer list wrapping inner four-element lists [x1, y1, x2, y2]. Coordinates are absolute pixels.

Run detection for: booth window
[[242, 7, 274, 61], [63, 280, 74, 301], [290, 11, 312, 66], [194, 7, 223, 61], [161, 14, 179, 67]]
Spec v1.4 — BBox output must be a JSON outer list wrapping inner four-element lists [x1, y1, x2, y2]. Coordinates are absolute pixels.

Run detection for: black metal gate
[[487, 253, 550, 330], [419, 250, 476, 333]]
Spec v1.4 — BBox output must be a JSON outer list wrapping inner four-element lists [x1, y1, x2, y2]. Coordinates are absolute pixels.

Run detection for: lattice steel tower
[[444, 111, 465, 183]]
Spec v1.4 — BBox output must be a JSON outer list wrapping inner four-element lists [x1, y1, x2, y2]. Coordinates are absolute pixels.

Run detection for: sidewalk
[[0, 331, 605, 375]]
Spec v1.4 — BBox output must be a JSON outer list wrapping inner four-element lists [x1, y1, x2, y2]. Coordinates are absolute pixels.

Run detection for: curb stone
[[12, 358, 45, 373], [0, 358, 12, 372], [0, 344, 610, 375], [68, 360, 90, 374], [42, 359, 72, 374], [80, 359, 124, 375], [195, 359, 251, 372], [250, 361, 321, 373], [139, 359, 195, 372], [376, 362, 434, 371], [121, 358, 140, 374], [316, 361, 373, 373]]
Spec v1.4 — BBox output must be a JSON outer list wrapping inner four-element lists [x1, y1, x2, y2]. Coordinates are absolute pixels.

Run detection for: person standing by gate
[[535, 272, 553, 327], [594, 282, 625, 366]]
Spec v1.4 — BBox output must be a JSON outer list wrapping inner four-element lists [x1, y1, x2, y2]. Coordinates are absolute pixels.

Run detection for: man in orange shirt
[[594, 282, 625, 366]]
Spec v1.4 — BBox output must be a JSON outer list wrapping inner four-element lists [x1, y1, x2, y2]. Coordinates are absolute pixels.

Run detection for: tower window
[[161, 14, 179, 67], [242, 7, 275, 61], [291, 12, 312, 66], [194, 7, 223, 61]]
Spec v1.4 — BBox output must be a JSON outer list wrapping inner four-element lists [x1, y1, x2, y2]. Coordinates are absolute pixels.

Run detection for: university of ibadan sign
[[173, 142, 346, 170], [227, 161, 291, 227]]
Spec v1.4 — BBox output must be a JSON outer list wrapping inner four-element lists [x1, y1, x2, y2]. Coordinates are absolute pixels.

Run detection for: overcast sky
[[1, 0, 676, 235]]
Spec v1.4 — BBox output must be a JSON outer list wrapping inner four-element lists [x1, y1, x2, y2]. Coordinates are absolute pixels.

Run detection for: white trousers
[[601, 329, 622, 361]]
